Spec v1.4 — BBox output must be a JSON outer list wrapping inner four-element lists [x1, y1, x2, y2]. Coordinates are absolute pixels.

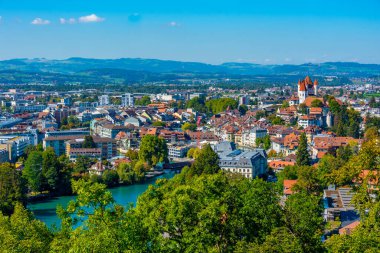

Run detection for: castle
[[297, 76, 318, 104]]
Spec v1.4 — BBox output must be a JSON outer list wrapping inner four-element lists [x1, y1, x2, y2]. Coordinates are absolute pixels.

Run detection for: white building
[[214, 142, 268, 179], [249, 127, 267, 147], [167, 144, 191, 158], [239, 95, 250, 105], [99, 95, 110, 106], [121, 93, 134, 107]]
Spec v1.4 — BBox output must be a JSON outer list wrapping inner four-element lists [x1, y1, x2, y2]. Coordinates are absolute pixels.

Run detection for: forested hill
[[1, 58, 379, 77]]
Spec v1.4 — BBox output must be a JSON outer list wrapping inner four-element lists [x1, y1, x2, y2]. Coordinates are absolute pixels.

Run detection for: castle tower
[[298, 80, 307, 104], [313, 79, 318, 96]]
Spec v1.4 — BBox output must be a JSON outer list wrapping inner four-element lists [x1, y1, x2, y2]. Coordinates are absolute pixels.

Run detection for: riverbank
[[28, 170, 167, 203], [28, 171, 175, 227]]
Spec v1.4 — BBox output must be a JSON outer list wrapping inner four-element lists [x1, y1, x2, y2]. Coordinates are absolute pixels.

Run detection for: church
[[297, 76, 319, 104]]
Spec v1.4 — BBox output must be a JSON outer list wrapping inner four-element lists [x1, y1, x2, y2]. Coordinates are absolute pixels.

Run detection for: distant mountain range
[[0, 58, 379, 86], [1, 58, 380, 76]]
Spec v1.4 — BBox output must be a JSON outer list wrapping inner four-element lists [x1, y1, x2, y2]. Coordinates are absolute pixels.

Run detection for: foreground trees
[[0, 163, 26, 215], [0, 168, 326, 252]]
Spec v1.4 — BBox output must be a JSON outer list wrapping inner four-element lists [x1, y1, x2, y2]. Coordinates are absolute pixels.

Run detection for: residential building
[[121, 93, 134, 107], [99, 95, 110, 106], [215, 141, 267, 178], [167, 144, 191, 158]]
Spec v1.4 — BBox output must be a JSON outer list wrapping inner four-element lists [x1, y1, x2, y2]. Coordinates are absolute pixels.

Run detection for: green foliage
[[0, 203, 52, 252], [52, 179, 147, 252], [138, 135, 168, 166], [22, 151, 43, 192], [311, 99, 324, 107], [281, 100, 290, 108], [135, 95, 151, 106], [255, 110, 266, 120], [185, 97, 207, 113], [284, 192, 324, 252], [74, 155, 93, 174], [152, 121, 166, 127], [268, 115, 285, 125], [206, 97, 238, 114], [238, 104, 248, 115], [256, 135, 271, 150], [181, 122, 197, 131], [0, 163, 26, 215], [125, 149, 139, 161], [135, 173, 283, 252], [365, 114, 380, 131], [235, 227, 303, 253], [102, 170, 120, 187], [42, 147, 60, 192], [298, 103, 307, 114], [296, 133, 310, 166], [82, 135, 96, 148], [186, 147, 201, 159], [189, 144, 220, 175]]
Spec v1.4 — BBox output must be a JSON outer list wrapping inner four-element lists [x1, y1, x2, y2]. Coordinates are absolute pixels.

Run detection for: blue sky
[[0, 0, 379, 64]]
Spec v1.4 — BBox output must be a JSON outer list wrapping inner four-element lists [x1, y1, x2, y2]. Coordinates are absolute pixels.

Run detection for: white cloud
[[168, 21, 180, 27], [78, 14, 105, 23], [60, 18, 76, 24], [31, 18, 50, 25]]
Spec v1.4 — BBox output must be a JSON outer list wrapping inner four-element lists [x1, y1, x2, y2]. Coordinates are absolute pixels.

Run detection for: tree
[[135, 95, 151, 106], [190, 144, 220, 175], [311, 99, 323, 108], [296, 133, 310, 166], [152, 121, 166, 127], [22, 151, 43, 192], [186, 97, 207, 113], [102, 170, 120, 187], [42, 147, 60, 192], [298, 103, 307, 114], [268, 115, 285, 126], [0, 203, 52, 252], [83, 135, 96, 148], [206, 97, 238, 114], [138, 135, 168, 166], [125, 149, 139, 161], [235, 227, 303, 253], [74, 155, 92, 174], [256, 135, 271, 150], [293, 166, 322, 194], [369, 96, 377, 108], [181, 122, 197, 131], [135, 173, 282, 252], [52, 179, 148, 252], [238, 104, 248, 115], [255, 110, 266, 120], [281, 101, 290, 108], [284, 192, 324, 252], [0, 163, 26, 215]]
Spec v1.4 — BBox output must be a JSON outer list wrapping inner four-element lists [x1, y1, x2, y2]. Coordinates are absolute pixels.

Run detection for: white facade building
[[99, 95, 110, 106], [121, 93, 134, 107]]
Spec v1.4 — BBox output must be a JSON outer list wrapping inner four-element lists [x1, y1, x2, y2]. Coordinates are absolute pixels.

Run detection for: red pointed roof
[[305, 76, 313, 85], [314, 79, 319, 86], [298, 80, 307, 91]]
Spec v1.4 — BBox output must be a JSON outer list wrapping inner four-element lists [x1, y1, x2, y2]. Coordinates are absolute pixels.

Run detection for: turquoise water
[[28, 172, 175, 227]]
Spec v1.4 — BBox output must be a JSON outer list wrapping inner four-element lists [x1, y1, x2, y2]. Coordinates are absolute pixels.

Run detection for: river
[[28, 172, 175, 227]]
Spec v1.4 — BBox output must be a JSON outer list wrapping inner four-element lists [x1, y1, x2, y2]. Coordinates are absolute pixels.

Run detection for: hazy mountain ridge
[[0, 58, 379, 77]]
